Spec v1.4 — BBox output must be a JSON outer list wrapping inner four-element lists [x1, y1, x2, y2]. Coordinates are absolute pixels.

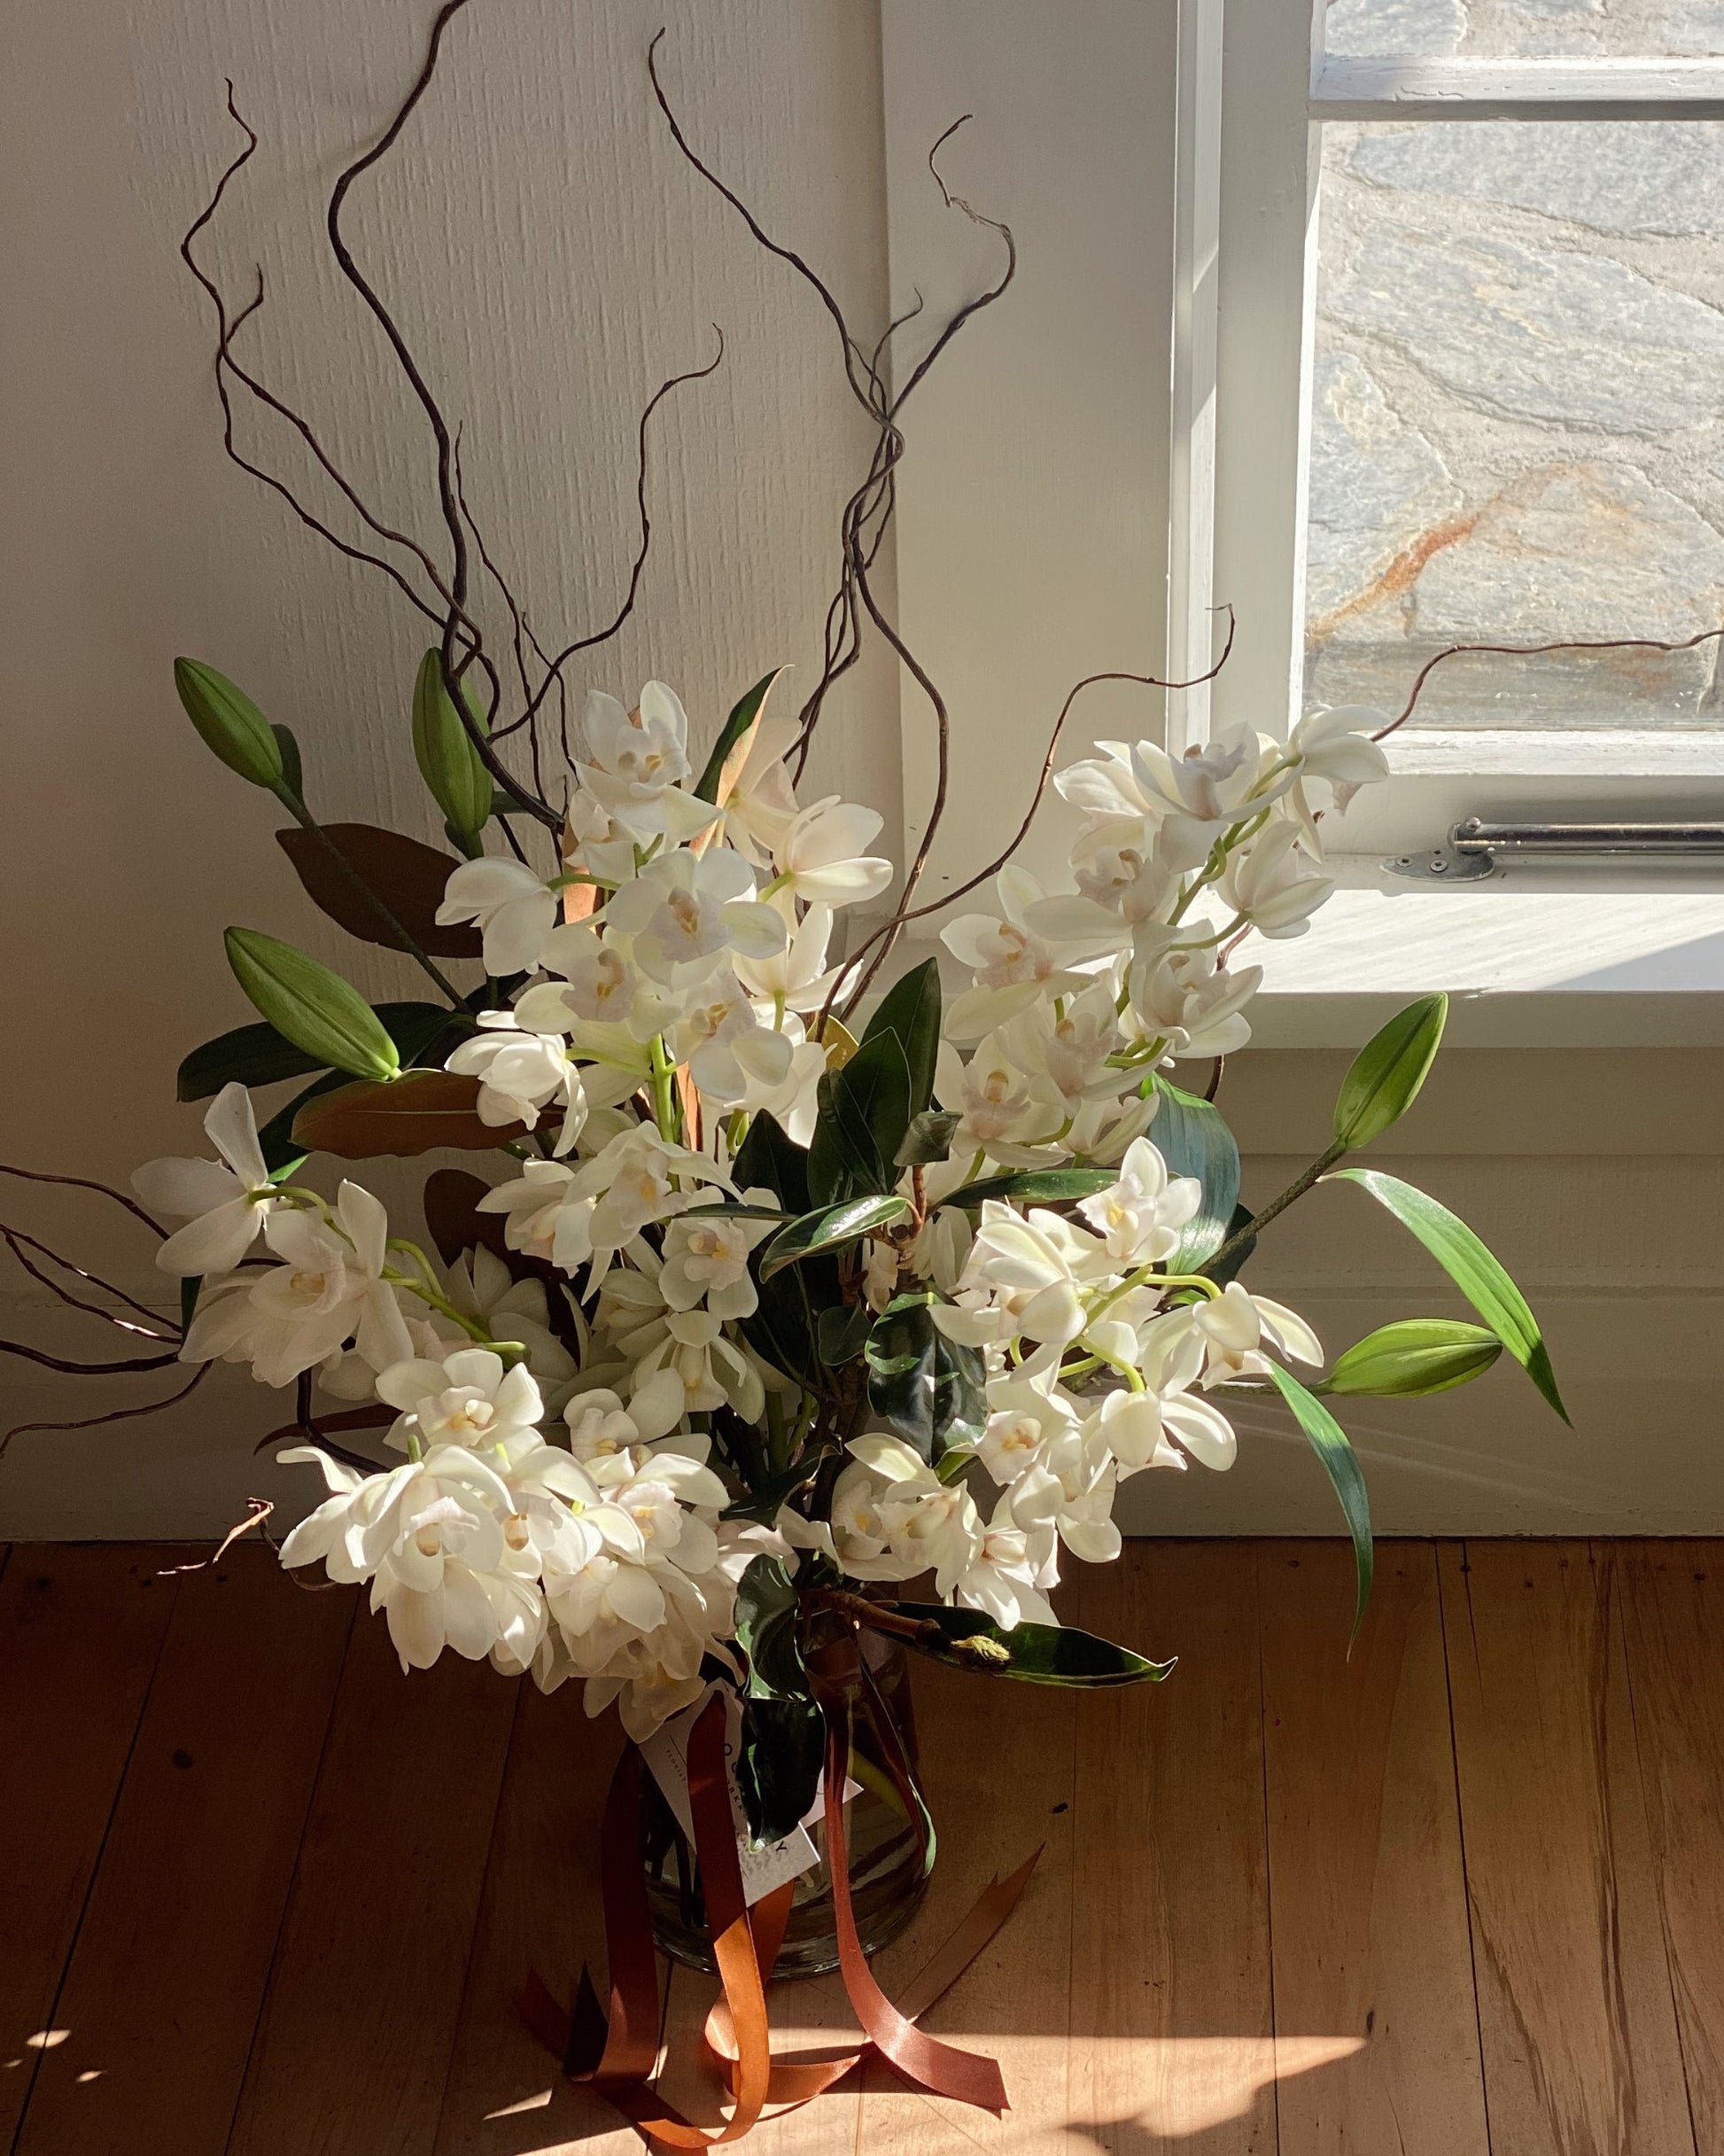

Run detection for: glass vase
[[641, 1633, 930, 1979]]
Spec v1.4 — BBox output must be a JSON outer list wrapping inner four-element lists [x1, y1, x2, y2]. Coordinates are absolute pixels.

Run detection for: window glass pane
[[1323, 0, 1724, 62], [1304, 121, 1724, 729]]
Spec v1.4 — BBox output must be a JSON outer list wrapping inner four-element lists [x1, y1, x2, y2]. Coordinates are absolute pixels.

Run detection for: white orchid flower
[[658, 1203, 774, 1319], [602, 845, 786, 985], [1127, 940, 1262, 1061], [1175, 1280, 1322, 1388], [770, 797, 893, 907], [444, 1013, 586, 1150], [1052, 739, 1163, 829], [1129, 722, 1292, 869], [670, 965, 795, 1104], [941, 868, 1097, 1039], [1288, 704, 1390, 822], [998, 981, 1132, 1114], [134, 1083, 276, 1277], [375, 1344, 546, 1456], [576, 682, 718, 844], [730, 896, 841, 1010], [446, 1248, 577, 1402], [1219, 819, 1334, 939], [718, 713, 802, 864], [1076, 1135, 1202, 1268], [848, 1433, 984, 1595], [951, 1482, 1060, 1628], [182, 1182, 409, 1388], [974, 1348, 1081, 1483], [732, 1023, 826, 1145], [517, 922, 675, 1040], [936, 1032, 1063, 1170], [437, 856, 560, 976], [630, 1308, 765, 1425]]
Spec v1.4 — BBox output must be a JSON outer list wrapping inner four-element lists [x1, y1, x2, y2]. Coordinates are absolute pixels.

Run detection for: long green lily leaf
[[1268, 1364, 1373, 1645], [758, 1194, 910, 1280], [1330, 1168, 1567, 1422]]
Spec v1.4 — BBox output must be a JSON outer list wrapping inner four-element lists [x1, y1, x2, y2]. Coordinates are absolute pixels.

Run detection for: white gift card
[[637, 1685, 826, 1908]]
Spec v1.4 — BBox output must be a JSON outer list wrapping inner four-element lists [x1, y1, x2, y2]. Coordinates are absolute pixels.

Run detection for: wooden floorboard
[[5, 1539, 1722, 2153], [0, 1545, 179, 2148], [1441, 1540, 1695, 2156], [12, 1551, 353, 2156]]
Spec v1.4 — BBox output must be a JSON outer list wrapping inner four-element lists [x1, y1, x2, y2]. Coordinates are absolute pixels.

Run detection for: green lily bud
[[224, 928, 400, 1083], [175, 658, 285, 792], [411, 650, 492, 852]]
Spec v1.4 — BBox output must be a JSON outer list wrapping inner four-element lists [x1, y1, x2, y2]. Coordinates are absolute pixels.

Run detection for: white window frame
[[1182, 0, 1724, 862]]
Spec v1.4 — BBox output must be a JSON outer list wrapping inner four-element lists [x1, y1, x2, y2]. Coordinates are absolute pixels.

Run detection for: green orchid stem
[[1203, 1138, 1349, 1278], [381, 1241, 493, 1343], [276, 789, 467, 1009], [648, 1035, 680, 1144]]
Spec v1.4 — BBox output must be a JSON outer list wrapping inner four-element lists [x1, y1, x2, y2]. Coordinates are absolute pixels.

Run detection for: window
[[1193, 0, 1724, 862]]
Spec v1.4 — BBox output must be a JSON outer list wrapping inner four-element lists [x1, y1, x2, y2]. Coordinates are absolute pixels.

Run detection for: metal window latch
[[1386, 817, 1724, 882]]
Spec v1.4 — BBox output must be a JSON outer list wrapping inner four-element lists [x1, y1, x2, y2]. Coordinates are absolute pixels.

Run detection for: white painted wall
[[4, 0, 1720, 1540], [1, 0, 899, 1532]]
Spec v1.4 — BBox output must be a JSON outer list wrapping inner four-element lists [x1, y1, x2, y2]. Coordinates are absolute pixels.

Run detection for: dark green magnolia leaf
[[817, 1304, 873, 1366], [946, 1167, 1117, 1210], [1332, 994, 1448, 1151], [864, 1293, 986, 1463], [1268, 1364, 1373, 1645], [1148, 1074, 1240, 1269], [179, 1274, 201, 1335], [734, 1109, 811, 1216], [694, 667, 788, 805], [890, 1604, 1175, 1686], [758, 1195, 910, 1280], [257, 1069, 346, 1177], [735, 1696, 824, 1846], [174, 658, 284, 791], [1207, 1203, 1258, 1288], [176, 1002, 458, 1101], [808, 1031, 913, 1206], [225, 929, 400, 1083], [1325, 1318, 1502, 1398], [291, 1070, 526, 1158], [862, 958, 942, 1121], [734, 1554, 806, 1700], [895, 1109, 960, 1169], [275, 824, 482, 958], [720, 1461, 820, 1525], [679, 1203, 792, 1222], [1330, 1168, 1567, 1422]]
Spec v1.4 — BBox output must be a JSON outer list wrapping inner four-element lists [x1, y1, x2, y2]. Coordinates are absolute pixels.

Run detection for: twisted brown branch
[[1, 1361, 212, 1457], [1374, 625, 1724, 741]]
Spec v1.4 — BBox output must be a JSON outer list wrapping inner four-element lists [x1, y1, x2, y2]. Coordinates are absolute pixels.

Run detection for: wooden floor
[[3, 1541, 1722, 2154]]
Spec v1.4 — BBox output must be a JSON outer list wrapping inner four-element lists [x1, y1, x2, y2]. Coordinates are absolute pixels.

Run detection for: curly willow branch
[[1374, 625, 1724, 741]]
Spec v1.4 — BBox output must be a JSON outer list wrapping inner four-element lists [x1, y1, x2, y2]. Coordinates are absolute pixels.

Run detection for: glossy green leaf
[[735, 1696, 824, 1847], [224, 929, 400, 1083], [758, 1195, 910, 1280], [1332, 993, 1448, 1151], [694, 667, 787, 804], [862, 958, 942, 1121], [817, 1304, 873, 1366], [734, 1554, 806, 1700], [178, 1274, 201, 1335], [946, 1167, 1117, 1210], [889, 1603, 1174, 1686], [1326, 1318, 1502, 1398], [863, 1293, 986, 1463], [256, 1068, 346, 1177], [291, 1070, 523, 1158], [1148, 1074, 1240, 1269], [895, 1109, 959, 1168], [411, 649, 492, 847], [734, 1109, 811, 1216], [807, 1030, 912, 1205], [1331, 1168, 1567, 1422], [1268, 1364, 1373, 1644], [176, 1001, 456, 1101], [1207, 1203, 1258, 1288], [174, 658, 284, 791]]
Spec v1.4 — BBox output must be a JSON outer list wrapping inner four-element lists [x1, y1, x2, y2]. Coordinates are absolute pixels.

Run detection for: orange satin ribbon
[[522, 1669, 1038, 2145]]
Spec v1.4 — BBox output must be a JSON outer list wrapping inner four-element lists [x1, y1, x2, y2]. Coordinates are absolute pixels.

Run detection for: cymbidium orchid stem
[[1203, 1139, 1349, 1278]]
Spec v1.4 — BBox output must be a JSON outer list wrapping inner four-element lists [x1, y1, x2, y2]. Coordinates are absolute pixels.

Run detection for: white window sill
[[1244, 868, 1724, 1047]]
